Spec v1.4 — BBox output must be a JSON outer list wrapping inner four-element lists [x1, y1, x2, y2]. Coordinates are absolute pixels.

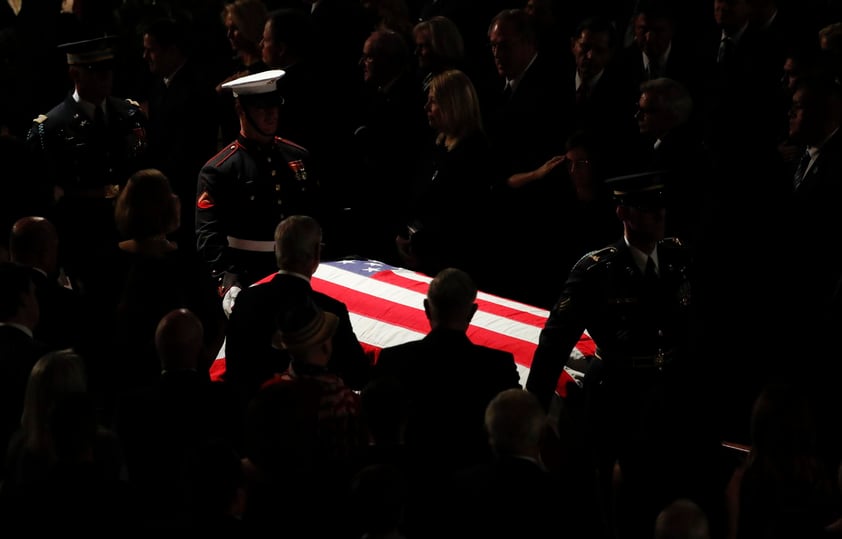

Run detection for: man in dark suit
[[634, 77, 712, 246], [26, 35, 150, 291], [142, 17, 220, 252], [616, 1, 700, 101], [262, 8, 325, 162], [373, 267, 520, 469], [372, 266, 520, 538], [0, 262, 48, 469], [446, 388, 604, 539], [526, 171, 721, 538], [698, 0, 782, 160], [482, 8, 573, 306], [785, 73, 842, 466], [351, 29, 430, 264], [262, 7, 354, 256], [788, 74, 842, 213], [484, 8, 571, 181], [114, 307, 241, 526], [9, 216, 82, 350], [224, 214, 370, 407], [568, 15, 639, 175], [305, 0, 371, 96]]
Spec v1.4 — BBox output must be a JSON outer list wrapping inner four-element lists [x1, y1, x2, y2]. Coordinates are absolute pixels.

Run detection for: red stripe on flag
[[209, 357, 226, 381]]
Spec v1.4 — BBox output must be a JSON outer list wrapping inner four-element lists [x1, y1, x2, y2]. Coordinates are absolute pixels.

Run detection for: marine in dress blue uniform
[[26, 36, 149, 288], [195, 70, 322, 304]]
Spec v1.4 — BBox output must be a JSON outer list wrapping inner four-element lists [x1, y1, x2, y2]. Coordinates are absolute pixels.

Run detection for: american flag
[[211, 259, 595, 396]]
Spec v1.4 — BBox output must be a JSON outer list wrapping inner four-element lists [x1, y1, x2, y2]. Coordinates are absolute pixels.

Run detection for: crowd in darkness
[[3, 0, 842, 537]]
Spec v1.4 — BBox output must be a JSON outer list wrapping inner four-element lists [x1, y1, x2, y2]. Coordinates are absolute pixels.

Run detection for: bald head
[[155, 308, 205, 371], [10, 216, 59, 274], [655, 498, 710, 539]]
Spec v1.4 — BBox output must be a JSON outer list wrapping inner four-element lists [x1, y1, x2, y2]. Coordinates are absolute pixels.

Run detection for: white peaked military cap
[[221, 69, 286, 98]]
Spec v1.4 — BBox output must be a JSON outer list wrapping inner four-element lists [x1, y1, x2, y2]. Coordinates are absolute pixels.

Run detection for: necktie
[[793, 150, 811, 190], [645, 256, 658, 286], [576, 83, 589, 105], [93, 105, 107, 138], [648, 56, 661, 80], [503, 81, 513, 101], [717, 36, 734, 65]]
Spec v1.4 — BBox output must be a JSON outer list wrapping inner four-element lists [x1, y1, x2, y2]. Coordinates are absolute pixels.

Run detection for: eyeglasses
[[487, 39, 521, 53]]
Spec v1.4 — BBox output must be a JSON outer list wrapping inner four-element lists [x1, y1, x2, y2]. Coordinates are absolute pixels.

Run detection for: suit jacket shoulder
[[472, 342, 517, 364], [375, 330, 519, 389]]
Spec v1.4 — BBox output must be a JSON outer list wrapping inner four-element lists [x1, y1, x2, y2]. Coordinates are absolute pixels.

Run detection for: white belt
[[227, 236, 275, 252]]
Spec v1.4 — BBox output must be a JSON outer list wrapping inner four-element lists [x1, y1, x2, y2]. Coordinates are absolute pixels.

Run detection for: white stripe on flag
[[348, 312, 426, 349]]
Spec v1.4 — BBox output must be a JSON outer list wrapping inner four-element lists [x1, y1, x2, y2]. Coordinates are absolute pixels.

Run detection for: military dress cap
[[58, 36, 117, 69], [221, 69, 286, 105], [606, 169, 669, 208]]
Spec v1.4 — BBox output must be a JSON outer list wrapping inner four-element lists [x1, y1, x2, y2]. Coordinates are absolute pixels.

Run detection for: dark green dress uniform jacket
[[26, 94, 149, 196], [526, 237, 693, 412], [25, 94, 149, 285]]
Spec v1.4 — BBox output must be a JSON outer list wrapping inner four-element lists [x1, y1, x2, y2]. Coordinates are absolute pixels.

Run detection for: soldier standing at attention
[[526, 170, 722, 539], [26, 35, 149, 292], [195, 69, 323, 317]]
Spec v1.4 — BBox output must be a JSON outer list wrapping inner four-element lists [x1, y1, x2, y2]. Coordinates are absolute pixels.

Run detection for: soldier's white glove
[[222, 285, 242, 318]]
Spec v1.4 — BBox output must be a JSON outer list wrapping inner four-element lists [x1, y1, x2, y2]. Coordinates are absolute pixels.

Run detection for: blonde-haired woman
[[17, 349, 88, 464], [3, 350, 124, 483], [397, 69, 497, 285], [1, 349, 134, 527], [221, 0, 268, 68], [424, 68, 483, 150]]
